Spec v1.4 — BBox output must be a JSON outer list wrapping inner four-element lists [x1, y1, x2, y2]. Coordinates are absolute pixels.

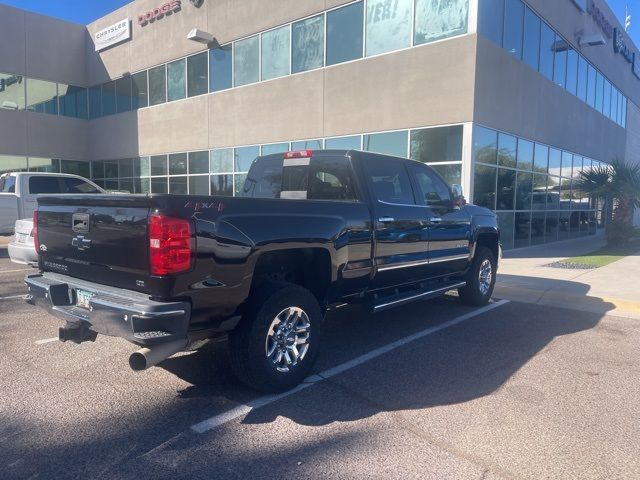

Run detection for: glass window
[[430, 164, 462, 186], [89, 85, 102, 119], [235, 174, 247, 195], [132, 70, 148, 109], [617, 92, 624, 125], [621, 96, 627, 128], [262, 26, 290, 81], [241, 156, 283, 198], [515, 171, 533, 210], [119, 158, 133, 177], [473, 126, 498, 165], [104, 160, 118, 178], [29, 176, 62, 194], [560, 151, 572, 179], [307, 156, 358, 201], [548, 148, 561, 176], [148, 65, 167, 106], [610, 87, 618, 122], [261, 143, 289, 155], [576, 55, 588, 101], [503, 0, 524, 59], [101, 81, 116, 116], [63, 177, 100, 194], [565, 49, 578, 95], [363, 131, 408, 157], [58, 85, 88, 119], [189, 175, 209, 195], [410, 125, 463, 163], [169, 153, 187, 175], [151, 178, 168, 193], [235, 145, 260, 172], [497, 212, 515, 249], [291, 139, 323, 150], [586, 64, 596, 107], [210, 45, 233, 92], [473, 164, 497, 210], [414, 0, 468, 45], [26, 78, 58, 114], [363, 156, 414, 204], [0, 155, 27, 176], [539, 21, 555, 81], [234, 35, 259, 87], [150, 155, 167, 176], [595, 72, 604, 113], [553, 37, 567, 88], [211, 174, 233, 196], [28, 158, 60, 173], [514, 211, 531, 247], [187, 52, 208, 97], [531, 174, 548, 210], [533, 143, 548, 172], [327, 1, 364, 65], [170, 176, 188, 194], [325, 135, 361, 150], [60, 160, 93, 178], [210, 148, 234, 173], [522, 7, 540, 70], [478, 0, 504, 45], [92, 161, 105, 179], [167, 58, 186, 102], [188, 151, 209, 174], [496, 168, 516, 210], [365, 0, 412, 57], [410, 165, 452, 208], [292, 15, 324, 73], [572, 155, 583, 179], [139, 157, 150, 177], [497, 132, 517, 168], [603, 79, 611, 118], [0, 73, 25, 110], [516, 139, 533, 170], [115, 76, 131, 113]]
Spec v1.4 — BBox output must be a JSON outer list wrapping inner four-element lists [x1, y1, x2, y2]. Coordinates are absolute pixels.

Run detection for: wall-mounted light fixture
[[187, 28, 215, 44]]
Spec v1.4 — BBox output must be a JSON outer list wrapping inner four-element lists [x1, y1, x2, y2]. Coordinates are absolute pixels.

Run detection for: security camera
[[578, 33, 606, 48], [187, 28, 214, 44]]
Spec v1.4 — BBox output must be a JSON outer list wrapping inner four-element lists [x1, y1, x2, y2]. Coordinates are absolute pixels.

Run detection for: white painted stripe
[[35, 337, 58, 345], [0, 294, 27, 301], [0, 269, 31, 274], [191, 299, 510, 434]]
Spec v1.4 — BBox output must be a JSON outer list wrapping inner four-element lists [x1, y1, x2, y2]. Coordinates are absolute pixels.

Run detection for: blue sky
[[1, 0, 640, 46]]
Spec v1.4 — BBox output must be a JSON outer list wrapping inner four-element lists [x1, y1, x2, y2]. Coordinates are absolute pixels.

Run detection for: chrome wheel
[[479, 259, 493, 296], [265, 307, 311, 373]]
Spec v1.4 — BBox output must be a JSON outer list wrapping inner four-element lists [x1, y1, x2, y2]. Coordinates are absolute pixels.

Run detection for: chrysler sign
[[94, 19, 131, 51]]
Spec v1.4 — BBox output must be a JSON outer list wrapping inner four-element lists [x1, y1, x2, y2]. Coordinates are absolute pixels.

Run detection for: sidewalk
[[496, 232, 640, 319], [0, 235, 12, 247]]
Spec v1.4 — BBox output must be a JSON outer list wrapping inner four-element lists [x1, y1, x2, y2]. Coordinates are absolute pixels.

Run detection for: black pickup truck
[[25, 149, 500, 392]]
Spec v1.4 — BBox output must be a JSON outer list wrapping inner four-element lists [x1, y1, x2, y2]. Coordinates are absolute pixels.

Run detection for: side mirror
[[451, 184, 466, 207]]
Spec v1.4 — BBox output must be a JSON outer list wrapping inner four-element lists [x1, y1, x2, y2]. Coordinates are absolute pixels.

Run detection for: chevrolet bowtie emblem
[[71, 235, 92, 251]]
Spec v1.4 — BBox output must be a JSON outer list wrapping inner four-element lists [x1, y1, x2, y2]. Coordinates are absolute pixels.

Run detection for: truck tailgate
[[36, 194, 154, 293]]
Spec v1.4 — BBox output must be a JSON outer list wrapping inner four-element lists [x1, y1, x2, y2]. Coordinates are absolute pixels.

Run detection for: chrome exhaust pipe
[[129, 339, 187, 371]]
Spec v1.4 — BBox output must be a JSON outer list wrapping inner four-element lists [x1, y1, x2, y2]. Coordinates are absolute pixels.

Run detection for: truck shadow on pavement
[[162, 287, 615, 428]]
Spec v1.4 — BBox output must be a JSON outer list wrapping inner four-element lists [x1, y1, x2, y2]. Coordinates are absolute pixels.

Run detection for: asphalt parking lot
[[1, 248, 639, 480]]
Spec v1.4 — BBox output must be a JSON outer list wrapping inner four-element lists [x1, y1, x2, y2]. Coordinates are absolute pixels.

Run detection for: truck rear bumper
[[25, 272, 190, 346], [8, 240, 38, 266]]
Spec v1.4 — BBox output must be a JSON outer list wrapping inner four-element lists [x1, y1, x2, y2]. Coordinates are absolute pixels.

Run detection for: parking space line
[[35, 337, 59, 345], [0, 294, 27, 301], [0, 269, 31, 275], [191, 299, 510, 434]]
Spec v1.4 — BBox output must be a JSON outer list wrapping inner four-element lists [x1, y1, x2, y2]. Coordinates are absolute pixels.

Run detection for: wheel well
[[476, 232, 499, 261], [252, 248, 332, 305]]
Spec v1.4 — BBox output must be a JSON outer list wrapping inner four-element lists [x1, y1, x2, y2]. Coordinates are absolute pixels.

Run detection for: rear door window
[[63, 177, 101, 194], [29, 176, 62, 194], [363, 157, 414, 205], [0, 175, 16, 193]]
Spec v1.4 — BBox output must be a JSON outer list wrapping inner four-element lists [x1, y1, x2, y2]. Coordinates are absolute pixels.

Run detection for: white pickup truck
[[0, 172, 103, 235]]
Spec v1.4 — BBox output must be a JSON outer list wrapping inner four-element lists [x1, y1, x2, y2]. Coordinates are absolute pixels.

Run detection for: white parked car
[[0, 172, 103, 235], [2, 172, 105, 266]]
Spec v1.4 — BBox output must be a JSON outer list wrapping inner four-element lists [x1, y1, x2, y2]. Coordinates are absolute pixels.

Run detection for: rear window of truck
[[241, 156, 358, 201], [0, 175, 16, 193]]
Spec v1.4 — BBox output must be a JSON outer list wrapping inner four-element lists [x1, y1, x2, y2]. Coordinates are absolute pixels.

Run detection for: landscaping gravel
[[546, 261, 598, 269]]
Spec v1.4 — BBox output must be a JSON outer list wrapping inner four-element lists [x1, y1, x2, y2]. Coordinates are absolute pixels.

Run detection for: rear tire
[[228, 282, 322, 393], [458, 246, 496, 306]]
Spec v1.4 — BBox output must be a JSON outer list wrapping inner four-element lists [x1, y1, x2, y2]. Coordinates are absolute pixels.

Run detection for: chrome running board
[[372, 281, 466, 313]]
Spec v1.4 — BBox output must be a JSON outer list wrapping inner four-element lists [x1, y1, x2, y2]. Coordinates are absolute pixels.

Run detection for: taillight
[[283, 150, 313, 159], [33, 211, 39, 253], [148, 214, 193, 275]]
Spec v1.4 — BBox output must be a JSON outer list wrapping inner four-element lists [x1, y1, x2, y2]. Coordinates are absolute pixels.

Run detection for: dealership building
[[0, 0, 639, 249]]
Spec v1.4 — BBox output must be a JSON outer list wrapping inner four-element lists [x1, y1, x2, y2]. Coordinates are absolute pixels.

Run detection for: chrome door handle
[[378, 216, 395, 223], [429, 217, 442, 223]]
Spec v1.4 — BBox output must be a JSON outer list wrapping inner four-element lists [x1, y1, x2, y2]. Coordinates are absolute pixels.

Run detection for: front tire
[[229, 282, 322, 393], [458, 246, 496, 306]]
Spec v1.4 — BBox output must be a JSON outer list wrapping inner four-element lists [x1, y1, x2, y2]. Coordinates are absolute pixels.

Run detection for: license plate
[[16, 233, 29, 244], [75, 289, 94, 310]]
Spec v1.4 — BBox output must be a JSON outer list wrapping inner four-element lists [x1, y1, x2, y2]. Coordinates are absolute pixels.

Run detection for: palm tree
[[577, 158, 640, 243]]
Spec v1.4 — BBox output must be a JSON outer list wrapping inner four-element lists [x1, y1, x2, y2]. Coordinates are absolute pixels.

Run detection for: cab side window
[[364, 159, 414, 205], [29, 176, 62, 194], [307, 157, 357, 201], [63, 178, 101, 194], [409, 165, 451, 209]]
